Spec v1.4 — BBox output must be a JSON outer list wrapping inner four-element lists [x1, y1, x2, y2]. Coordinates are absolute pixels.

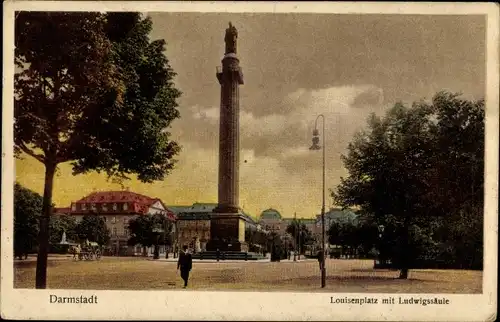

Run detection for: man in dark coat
[[177, 245, 193, 288]]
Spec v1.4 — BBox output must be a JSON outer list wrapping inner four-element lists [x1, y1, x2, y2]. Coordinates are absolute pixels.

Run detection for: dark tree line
[[14, 183, 110, 258], [333, 92, 484, 278]]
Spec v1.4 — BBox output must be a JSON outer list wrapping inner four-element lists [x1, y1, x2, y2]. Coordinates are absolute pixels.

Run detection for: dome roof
[[260, 208, 282, 220]]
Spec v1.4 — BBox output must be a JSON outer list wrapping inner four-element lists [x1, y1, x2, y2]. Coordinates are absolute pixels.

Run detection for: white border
[[2, 2, 498, 321]]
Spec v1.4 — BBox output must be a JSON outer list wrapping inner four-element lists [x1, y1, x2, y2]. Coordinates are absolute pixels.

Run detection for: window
[[113, 203, 118, 211], [81, 203, 87, 210], [71, 203, 76, 211], [123, 203, 128, 211], [102, 203, 108, 211], [91, 203, 96, 211], [112, 216, 116, 224], [112, 227, 117, 236], [124, 217, 129, 225]]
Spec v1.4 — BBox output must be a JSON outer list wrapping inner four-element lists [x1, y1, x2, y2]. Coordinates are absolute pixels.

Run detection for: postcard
[[2, 1, 498, 321]]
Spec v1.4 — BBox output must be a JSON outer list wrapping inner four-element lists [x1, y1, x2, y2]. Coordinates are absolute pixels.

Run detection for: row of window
[[72, 202, 129, 212], [102, 216, 129, 224], [177, 221, 210, 228], [179, 231, 210, 239], [111, 227, 129, 237]]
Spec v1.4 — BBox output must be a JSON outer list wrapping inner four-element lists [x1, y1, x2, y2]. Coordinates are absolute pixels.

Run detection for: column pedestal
[[206, 213, 248, 252]]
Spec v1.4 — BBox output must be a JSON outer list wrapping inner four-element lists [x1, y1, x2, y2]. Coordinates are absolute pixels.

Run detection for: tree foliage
[[14, 183, 42, 258], [49, 214, 78, 245], [333, 92, 484, 277], [75, 215, 110, 245], [327, 215, 379, 258], [15, 12, 182, 287], [285, 220, 314, 253], [127, 214, 174, 249], [245, 228, 267, 252], [15, 12, 181, 181], [267, 232, 286, 261]]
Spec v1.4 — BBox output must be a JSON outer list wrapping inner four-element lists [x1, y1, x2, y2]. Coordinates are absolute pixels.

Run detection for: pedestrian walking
[[177, 245, 193, 288]]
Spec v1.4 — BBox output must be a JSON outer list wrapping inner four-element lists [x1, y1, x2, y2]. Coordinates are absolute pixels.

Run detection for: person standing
[[177, 245, 193, 288]]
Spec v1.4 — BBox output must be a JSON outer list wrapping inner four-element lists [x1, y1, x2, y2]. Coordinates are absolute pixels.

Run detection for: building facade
[[257, 207, 358, 248], [55, 190, 176, 256], [170, 203, 258, 253], [258, 208, 318, 237]]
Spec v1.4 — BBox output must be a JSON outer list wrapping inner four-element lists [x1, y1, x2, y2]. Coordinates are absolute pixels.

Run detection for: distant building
[[169, 203, 258, 253], [258, 209, 317, 238], [257, 207, 358, 242], [258, 208, 285, 235], [169, 203, 214, 252], [54, 190, 176, 256], [314, 208, 359, 234]]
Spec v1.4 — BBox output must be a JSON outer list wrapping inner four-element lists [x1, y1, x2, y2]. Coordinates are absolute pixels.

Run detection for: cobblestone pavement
[[14, 256, 482, 293]]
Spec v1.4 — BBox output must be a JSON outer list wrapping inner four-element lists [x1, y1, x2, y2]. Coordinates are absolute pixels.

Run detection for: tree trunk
[[399, 268, 409, 279], [153, 244, 159, 259], [35, 162, 57, 289], [399, 215, 410, 279]]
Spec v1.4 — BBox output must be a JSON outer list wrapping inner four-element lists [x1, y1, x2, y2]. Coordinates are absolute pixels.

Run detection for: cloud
[[165, 85, 386, 216], [177, 84, 385, 161]]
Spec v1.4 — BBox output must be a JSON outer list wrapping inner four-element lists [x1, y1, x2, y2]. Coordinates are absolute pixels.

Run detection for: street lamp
[[310, 114, 326, 288], [377, 224, 385, 267], [298, 217, 302, 261]]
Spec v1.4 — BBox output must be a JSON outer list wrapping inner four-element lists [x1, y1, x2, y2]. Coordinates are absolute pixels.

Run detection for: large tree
[[425, 92, 484, 269], [15, 12, 182, 288], [333, 92, 484, 278], [127, 214, 174, 258], [327, 215, 379, 258], [75, 215, 110, 246], [14, 183, 42, 259]]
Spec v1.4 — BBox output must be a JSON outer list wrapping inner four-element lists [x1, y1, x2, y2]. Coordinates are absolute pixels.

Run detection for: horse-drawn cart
[[70, 240, 102, 261]]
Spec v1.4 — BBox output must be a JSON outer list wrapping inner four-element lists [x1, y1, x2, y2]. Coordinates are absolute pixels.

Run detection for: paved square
[[14, 256, 482, 293]]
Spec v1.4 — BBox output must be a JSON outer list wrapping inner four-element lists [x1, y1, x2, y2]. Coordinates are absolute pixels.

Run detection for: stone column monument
[[207, 23, 248, 252]]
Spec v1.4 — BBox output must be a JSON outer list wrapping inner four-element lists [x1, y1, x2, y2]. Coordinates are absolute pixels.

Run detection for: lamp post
[[298, 217, 302, 261], [377, 224, 385, 268], [293, 212, 297, 261], [310, 114, 326, 288]]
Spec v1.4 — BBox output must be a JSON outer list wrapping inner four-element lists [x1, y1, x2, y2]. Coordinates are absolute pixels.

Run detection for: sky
[[15, 12, 486, 219]]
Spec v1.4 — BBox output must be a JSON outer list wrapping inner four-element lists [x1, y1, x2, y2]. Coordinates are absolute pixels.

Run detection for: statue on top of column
[[224, 22, 238, 54]]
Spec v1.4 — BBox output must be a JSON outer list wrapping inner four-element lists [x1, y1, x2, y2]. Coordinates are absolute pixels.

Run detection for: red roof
[[69, 190, 176, 219], [76, 191, 155, 204]]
